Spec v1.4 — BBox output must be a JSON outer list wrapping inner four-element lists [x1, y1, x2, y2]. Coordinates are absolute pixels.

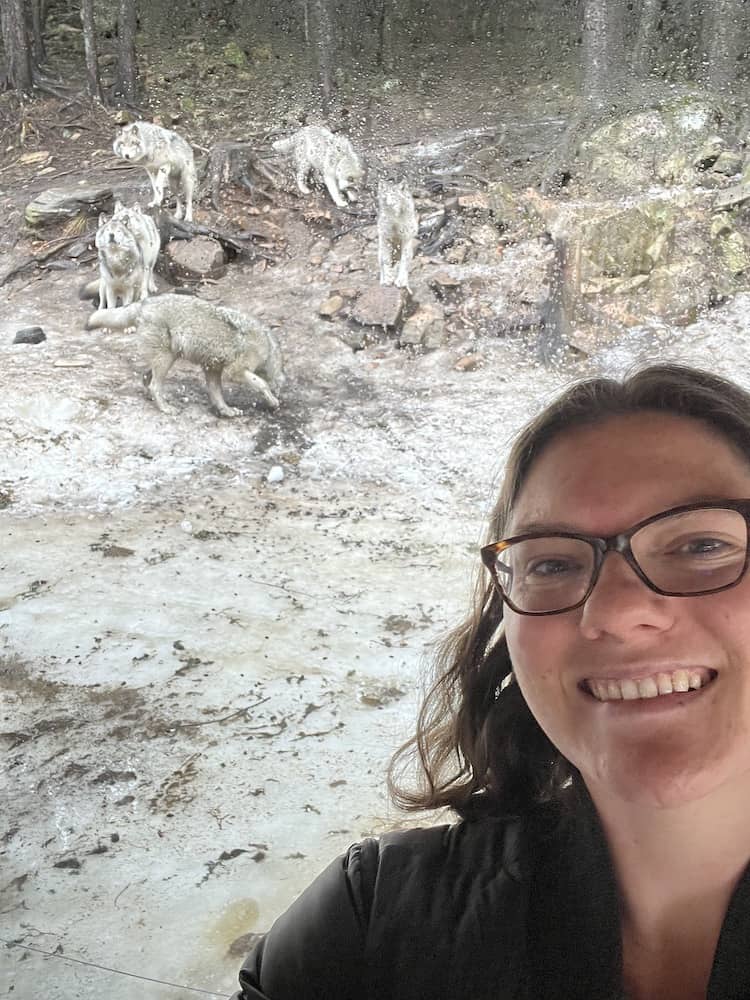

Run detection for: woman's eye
[[527, 558, 579, 577]]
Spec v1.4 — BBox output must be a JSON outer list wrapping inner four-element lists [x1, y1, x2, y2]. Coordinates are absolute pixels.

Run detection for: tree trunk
[[312, 0, 335, 110], [633, 0, 660, 77], [704, 0, 743, 93], [114, 0, 138, 103], [581, 0, 627, 105], [29, 0, 46, 66], [0, 0, 33, 93], [80, 0, 102, 100], [375, 0, 394, 71]]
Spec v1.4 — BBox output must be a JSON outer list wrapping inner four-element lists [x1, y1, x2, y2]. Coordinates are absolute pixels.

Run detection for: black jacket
[[233, 804, 750, 1000]]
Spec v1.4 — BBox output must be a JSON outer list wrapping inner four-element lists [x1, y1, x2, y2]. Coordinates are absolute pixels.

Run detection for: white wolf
[[86, 201, 160, 308], [113, 121, 197, 221], [86, 294, 285, 418], [272, 126, 363, 208], [377, 179, 418, 291]]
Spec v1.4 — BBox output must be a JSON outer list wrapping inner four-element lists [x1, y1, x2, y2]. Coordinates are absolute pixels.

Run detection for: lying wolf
[[272, 125, 363, 208], [377, 179, 418, 292], [86, 294, 285, 418], [113, 121, 197, 222]]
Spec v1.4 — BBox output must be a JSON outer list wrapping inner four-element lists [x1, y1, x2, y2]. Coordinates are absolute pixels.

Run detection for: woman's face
[[504, 411, 750, 809]]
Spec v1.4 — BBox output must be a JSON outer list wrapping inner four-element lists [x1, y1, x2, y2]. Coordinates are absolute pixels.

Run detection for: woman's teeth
[[587, 669, 713, 702]]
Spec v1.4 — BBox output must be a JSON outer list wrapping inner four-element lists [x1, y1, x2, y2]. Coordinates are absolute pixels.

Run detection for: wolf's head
[[336, 153, 364, 199], [113, 123, 146, 162]]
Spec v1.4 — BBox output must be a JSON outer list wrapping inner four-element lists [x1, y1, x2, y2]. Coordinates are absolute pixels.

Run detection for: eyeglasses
[[481, 499, 750, 616]]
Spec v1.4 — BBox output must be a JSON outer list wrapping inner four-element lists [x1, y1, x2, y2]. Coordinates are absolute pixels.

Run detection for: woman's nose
[[578, 551, 674, 640]]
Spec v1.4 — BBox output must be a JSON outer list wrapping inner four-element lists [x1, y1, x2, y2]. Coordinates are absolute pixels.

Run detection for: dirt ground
[[4, 52, 750, 998]]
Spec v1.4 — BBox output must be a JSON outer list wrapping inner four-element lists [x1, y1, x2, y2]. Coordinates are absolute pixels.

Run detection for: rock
[[577, 97, 726, 192], [693, 136, 724, 171], [223, 41, 247, 68], [25, 184, 114, 225], [454, 353, 483, 371], [485, 180, 522, 228], [350, 285, 404, 329], [712, 150, 743, 177], [714, 182, 750, 210], [267, 466, 284, 483], [649, 259, 716, 324], [399, 303, 444, 347], [457, 191, 491, 215], [716, 231, 750, 277], [318, 294, 345, 317], [13, 327, 46, 345], [581, 203, 675, 279], [166, 237, 227, 282]]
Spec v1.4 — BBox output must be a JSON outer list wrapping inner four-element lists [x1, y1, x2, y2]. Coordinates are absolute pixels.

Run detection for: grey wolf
[[377, 179, 418, 291], [113, 121, 197, 221], [86, 294, 285, 417], [84, 201, 160, 308], [272, 126, 363, 208]]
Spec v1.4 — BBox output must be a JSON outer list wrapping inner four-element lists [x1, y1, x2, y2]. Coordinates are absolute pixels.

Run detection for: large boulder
[[576, 97, 734, 193], [580, 202, 675, 280]]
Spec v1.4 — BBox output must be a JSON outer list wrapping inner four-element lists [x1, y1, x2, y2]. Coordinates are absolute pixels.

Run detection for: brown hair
[[388, 362, 750, 820]]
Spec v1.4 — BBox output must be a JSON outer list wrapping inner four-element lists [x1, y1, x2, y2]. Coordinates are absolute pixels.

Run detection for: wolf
[[86, 294, 285, 418], [272, 126, 363, 208], [93, 214, 145, 309], [113, 121, 197, 221], [377, 179, 418, 291], [82, 201, 161, 308]]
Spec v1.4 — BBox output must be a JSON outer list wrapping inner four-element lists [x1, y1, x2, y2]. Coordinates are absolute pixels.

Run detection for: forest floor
[[3, 36, 750, 1000]]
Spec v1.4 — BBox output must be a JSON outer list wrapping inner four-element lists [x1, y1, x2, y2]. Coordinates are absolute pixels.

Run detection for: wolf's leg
[[148, 351, 177, 414], [378, 229, 391, 284], [205, 368, 242, 417], [149, 166, 169, 208], [295, 166, 312, 195], [242, 371, 280, 410], [323, 171, 347, 208], [182, 168, 195, 222], [395, 239, 414, 291]]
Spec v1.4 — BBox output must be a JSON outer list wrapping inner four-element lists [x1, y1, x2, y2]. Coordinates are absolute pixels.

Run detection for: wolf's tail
[[78, 278, 101, 302], [272, 135, 294, 153], [86, 302, 143, 331]]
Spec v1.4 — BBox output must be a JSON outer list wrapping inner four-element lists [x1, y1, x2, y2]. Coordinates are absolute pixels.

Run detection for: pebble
[[267, 465, 284, 483], [13, 326, 46, 345]]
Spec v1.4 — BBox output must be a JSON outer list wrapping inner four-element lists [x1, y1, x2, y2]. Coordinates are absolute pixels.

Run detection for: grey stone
[[13, 327, 46, 345], [318, 294, 345, 317], [350, 285, 404, 329], [25, 185, 114, 225], [166, 237, 227, 282], [399, 303, 444, 347]]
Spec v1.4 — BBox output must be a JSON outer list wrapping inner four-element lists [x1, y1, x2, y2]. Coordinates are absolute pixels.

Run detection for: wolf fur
[[86, 294, 285, 418], [86, 201, 161, 309], [113, 121, 197, 221], [377, 179, 418, 292], [272, 126, 363, 208]]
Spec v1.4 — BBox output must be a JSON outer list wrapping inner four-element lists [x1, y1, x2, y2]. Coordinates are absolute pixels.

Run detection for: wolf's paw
[[218, 406, 243, 418]]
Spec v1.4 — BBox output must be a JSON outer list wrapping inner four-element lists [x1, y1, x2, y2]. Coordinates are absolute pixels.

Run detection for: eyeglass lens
[[495, 507, 748, 614]]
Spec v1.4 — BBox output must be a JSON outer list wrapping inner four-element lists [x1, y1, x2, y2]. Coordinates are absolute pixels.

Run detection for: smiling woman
[[232, 363, 750, 1000]]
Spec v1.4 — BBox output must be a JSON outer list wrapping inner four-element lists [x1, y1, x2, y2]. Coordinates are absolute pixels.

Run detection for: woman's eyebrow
[[509, 519, 583, 535], [510, 495, 741, 536]]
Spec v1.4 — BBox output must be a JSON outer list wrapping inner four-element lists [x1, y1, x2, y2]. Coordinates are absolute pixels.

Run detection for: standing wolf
[[272, 126, 363, 208], [377, 179, 418, 291], [113, 121, 197, 221], [86, 294, 285, 418]]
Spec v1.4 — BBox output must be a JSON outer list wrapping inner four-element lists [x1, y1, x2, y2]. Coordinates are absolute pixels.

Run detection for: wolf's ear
[[98, 213, 108, 226], [114, 199, 124, 212]]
